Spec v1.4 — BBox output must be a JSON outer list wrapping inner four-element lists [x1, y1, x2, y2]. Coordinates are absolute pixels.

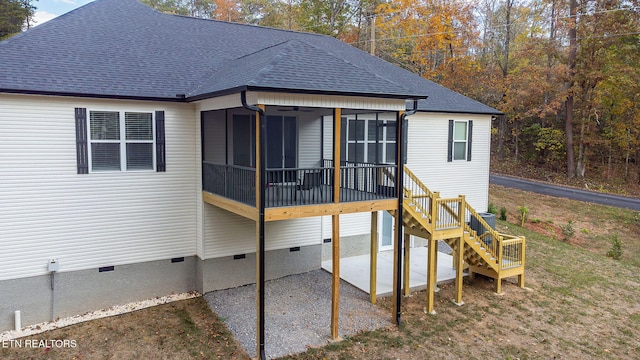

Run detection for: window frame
[[344, 116, 396, 164], [452, 120, 468, 161], [87, 110, 156, 172]]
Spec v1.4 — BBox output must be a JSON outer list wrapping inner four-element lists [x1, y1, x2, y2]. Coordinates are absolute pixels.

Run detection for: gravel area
[[438, 241, 453, 254], [204, 269, 393, 359], [0, 292, 200, 342]]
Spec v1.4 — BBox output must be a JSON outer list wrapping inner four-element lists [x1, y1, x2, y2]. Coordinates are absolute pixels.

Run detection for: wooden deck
[[203, 187, 397, 221]]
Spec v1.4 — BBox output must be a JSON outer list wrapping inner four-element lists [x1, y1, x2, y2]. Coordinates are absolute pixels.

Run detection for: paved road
[[489, 174, 640, 211]]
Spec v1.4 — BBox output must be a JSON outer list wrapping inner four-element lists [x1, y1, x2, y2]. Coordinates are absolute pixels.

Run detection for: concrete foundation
[[322, 234, 370, 261], [197, 244, 321, 293], [0, 257, 197, 332], [0, 243, 323, 332], [322, 234, 430, 262]]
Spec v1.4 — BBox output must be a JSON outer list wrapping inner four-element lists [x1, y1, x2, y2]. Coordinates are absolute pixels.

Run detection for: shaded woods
[[146, 0, 639, 186]]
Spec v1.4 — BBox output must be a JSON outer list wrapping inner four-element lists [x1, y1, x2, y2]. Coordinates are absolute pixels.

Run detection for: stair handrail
[[465, 203, 527, 269], [403, 165, 525, 269], [403, 166, 435, 198], [401, 166, 436, 226], [464, 203, 502, 259]]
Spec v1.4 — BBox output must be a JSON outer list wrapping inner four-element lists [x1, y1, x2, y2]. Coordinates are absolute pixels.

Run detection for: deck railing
[[463, 202, 526, 269], [435, 197, 463, 230], [264, 167, 334, 207], [203, 161, 397, 208], [403, 165, 525, 270], [499, 235, 526, 270], [323, 160, 397, 202], [203, 162, 256, 206], [403, 167, 434, 224]]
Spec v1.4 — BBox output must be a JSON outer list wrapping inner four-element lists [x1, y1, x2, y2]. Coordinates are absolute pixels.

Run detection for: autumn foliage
[[143, 0, 639, 186]]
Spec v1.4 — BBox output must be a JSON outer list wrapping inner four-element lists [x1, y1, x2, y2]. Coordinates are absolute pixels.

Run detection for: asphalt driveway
[[489, 174, 640, 211]]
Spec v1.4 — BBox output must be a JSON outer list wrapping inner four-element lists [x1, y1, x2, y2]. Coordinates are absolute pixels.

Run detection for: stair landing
[[321, 247, 464, 297]]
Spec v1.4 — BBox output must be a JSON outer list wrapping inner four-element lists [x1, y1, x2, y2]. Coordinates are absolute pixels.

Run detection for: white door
[[379, 211, 394, 251]]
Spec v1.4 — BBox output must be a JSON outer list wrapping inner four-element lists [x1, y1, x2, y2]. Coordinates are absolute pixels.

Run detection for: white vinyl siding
[[321, 213, 371, 239], [202, 204, 322, 258], [246, 92, 406, 111], [0, 94, 198, 281], [407, 112, 491, 212]]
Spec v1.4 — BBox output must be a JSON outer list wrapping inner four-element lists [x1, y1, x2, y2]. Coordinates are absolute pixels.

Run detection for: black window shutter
[[467, 120, 473, 161], [155, 111, 166, 172], [447, 120, 453, 162], [75, 108, 88, 174]]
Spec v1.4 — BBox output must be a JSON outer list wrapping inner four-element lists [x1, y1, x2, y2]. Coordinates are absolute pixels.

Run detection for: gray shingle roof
[[0, 0, 501, 114]]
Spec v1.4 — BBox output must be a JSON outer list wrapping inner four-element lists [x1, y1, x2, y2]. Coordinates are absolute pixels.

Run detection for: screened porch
[[201, 106, 401, 210]]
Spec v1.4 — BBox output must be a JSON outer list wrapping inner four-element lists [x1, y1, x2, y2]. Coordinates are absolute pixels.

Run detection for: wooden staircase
[[391, 166, 526, 311]]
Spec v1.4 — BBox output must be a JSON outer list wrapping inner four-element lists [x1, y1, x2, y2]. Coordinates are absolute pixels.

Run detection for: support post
[[393, 111, 405, 325], [255, 104, 266, 360], [403, 232, 411, 296], [331, 215, 340, 339], [518, 237, 526, 288], [331, 108, 342, 340], [454, 236, 464, 305], [426, 239, 437, 314], [370, 211, 378, 304], [431, 192, 440, 233]]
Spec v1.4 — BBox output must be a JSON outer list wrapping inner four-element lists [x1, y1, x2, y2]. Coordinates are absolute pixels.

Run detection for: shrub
[[488, 203, 498, 214], [517, 204, 529, 227], [499, 207, 507, 221], [607, 234, 623, 260], [560, 220, 575, 240]]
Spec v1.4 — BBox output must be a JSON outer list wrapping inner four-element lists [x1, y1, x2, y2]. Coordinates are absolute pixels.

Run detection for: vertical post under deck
[[403, 232, 411, 296], [454, 236, 464, 305], [331, 108, 342, 340], [370, 211, 378, 304], [255, 104, 266, 359], [426, 239, 437, 314], [393, 111, 405, 325], [331, 215, 340, 339]]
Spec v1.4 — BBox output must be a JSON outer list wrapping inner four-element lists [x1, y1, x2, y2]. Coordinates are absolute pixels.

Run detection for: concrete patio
[[322, 246, 462, 297]]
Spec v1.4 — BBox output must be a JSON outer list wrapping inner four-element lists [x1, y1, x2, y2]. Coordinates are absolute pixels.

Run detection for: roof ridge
[[184, 40, 294, 96], [293, 39, 418, 96], [248, 41, 300, 86]]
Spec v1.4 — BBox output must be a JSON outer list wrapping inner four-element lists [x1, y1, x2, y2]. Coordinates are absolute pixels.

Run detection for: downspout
[[241, 91, 266, 360], [395, 99, 419, 326]]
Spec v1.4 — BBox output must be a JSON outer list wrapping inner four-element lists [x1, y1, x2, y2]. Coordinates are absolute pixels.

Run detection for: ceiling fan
[[277, 106, 315, 113]]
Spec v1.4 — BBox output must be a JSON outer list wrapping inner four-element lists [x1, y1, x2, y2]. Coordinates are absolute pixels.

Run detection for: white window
[[453, 121, 468, 161], [88, 111, 155, 171], [344, 117, 396, 164]]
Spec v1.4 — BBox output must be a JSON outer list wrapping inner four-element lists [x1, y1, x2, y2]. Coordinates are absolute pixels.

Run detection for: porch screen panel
[[266, 115, 297, 169], [266, 115, 283, 169], [232, 115, 253, 167], [284, 117, 296, 168]]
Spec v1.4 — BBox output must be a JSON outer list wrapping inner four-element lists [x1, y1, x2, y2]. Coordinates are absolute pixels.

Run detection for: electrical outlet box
[[48, 259, 59, 272]]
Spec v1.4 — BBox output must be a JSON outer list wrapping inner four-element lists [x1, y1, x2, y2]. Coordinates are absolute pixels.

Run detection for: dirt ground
[[1, 185, 639, 359]]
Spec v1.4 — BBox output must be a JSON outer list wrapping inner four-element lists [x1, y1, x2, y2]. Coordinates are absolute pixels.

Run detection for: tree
[[0, 0, 36, 40], [296, 0, 358, 38]]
